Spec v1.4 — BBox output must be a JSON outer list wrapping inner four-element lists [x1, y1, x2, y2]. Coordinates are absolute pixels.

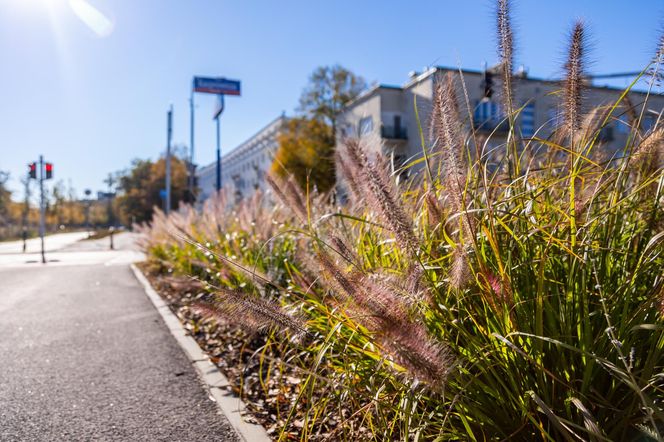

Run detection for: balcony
[[381, 125, 408, 140]]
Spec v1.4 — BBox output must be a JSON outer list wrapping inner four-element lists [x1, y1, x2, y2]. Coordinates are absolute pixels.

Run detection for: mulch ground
[[138, 264, 361, 440]]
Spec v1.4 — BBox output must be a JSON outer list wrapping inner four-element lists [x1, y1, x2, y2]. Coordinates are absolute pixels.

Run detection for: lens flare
[[68, 0, 113, 37]]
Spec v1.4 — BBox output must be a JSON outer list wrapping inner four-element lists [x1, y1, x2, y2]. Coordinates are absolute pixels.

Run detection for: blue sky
[[0, 0, 662, 198]]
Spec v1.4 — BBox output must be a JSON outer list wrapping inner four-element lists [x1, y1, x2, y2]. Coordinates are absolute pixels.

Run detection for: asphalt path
[[0, 233, 238, 441]]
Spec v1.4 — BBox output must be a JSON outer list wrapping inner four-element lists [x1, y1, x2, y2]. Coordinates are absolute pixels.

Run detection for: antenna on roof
[[516, 65, 528, 78]]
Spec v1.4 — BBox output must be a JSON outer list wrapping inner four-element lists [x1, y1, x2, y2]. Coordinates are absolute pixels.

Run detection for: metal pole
[[216, 115, 221, 192], [39, 155, 45, 264], [104, 173, 115, 227], [215, 93, 224, 193], [189, 92, 195, 201], [22, 177, 30, 253], [166, 105, 173, 215], [85, 201, 90, 235]]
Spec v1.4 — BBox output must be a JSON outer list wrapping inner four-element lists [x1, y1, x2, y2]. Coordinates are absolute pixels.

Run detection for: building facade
[[336, 66, 664, 173], [196, 115, 288, 203]]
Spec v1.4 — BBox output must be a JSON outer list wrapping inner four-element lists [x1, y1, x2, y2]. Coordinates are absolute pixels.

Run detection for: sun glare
[[68, 0, 114, 38], [9, 0, 114, 38], [16, 0, 64, 9]]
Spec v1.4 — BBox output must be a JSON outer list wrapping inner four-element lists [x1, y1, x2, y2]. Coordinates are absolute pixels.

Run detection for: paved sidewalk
[[0, 231, 90, 254], [0, 236, 238, 441]]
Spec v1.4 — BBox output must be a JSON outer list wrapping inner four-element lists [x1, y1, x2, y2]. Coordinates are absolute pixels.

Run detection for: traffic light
[[481, 71, 494, 99], [45, 163, 53, 180], [28, 162, 37, 179]]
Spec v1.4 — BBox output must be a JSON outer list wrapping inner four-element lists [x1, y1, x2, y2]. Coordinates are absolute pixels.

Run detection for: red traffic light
[[45, 163, 53, 180], [28, 162, 37, 179]]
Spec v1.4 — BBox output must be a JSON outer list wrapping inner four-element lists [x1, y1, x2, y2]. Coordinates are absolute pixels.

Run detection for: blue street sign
[[193, 77, 241, 96], [159, 189, 167, 199]]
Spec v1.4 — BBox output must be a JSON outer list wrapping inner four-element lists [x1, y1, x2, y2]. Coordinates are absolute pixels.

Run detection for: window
[[599, 125, 614, 142], [643, 115, 656, 132], [521, 102, 535, 137], [547, 107, 563, 127], [473, 99, 505, 132], [359, 116, 374, 136], [616, 114, 630, 134], [340, 123, 354, 137], [474, 100, 502, 125]]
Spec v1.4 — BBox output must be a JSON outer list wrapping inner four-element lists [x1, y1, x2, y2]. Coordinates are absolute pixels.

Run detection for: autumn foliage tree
[[298, 65, 367, 132], [272, 65, 365, 193], [271, 117, 336, 193], [115, 156, 190, 226]]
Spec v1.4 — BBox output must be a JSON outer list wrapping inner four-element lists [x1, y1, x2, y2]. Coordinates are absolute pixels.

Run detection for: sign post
[[191, 76, 241, 194], [28, 157, 53, 263], [215, 94, 224, 191], [165, 105, 173, 215], [189, 93, 195, 201], [39, 156, 45, 264]]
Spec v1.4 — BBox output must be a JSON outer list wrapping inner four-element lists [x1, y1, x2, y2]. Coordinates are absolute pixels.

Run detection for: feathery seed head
[[378, 319, 455, 385], [563, 20, 588, 138], [266, 174, 308, 222], [497, 0, 514, 115], [449, 247, 471, 290], [193, 286, 308, 337]]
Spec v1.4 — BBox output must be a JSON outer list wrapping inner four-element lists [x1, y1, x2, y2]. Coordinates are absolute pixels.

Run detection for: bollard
[[109, 226, 115, 250]]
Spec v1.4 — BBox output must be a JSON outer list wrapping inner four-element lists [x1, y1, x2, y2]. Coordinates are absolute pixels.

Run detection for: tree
[[51, 180, 66, 226], [272, 117, 336, 193], [0, 171, 12, 231], [298, 65, 367, 132], [271, 66, 365, 194], [114, 156, 190, 226]]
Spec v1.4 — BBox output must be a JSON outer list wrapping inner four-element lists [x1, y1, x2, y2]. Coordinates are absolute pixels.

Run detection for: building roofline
[[222, 114, 286, 160], [404, 65, 661, 96], [196, 114, 288, 174], [341, 83, 403, 110]]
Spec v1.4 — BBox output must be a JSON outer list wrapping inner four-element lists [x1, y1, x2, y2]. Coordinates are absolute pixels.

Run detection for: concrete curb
[[130, 264, 272, 442]]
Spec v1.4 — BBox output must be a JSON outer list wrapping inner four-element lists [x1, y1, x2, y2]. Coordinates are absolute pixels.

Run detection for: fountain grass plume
[[497, 0, 514, 117], [336, 147, 363, 204], [192, 285, 308, 337], [343, 138, 419, 256], [377, 318, 455, 385], [266, 174, 308, 222], [563, 20, 588, 140], [431, 71, 476, 286], [432, 72, 466, 205], [633, 128, 664, 172]]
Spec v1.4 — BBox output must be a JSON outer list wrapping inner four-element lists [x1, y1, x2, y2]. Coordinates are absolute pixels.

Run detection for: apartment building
[[336, 66, 664, 172], [196, 115, 288, 203]]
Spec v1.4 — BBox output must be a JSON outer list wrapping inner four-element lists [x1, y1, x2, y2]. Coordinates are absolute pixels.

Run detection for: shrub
[[139, 3, 664, 440]]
